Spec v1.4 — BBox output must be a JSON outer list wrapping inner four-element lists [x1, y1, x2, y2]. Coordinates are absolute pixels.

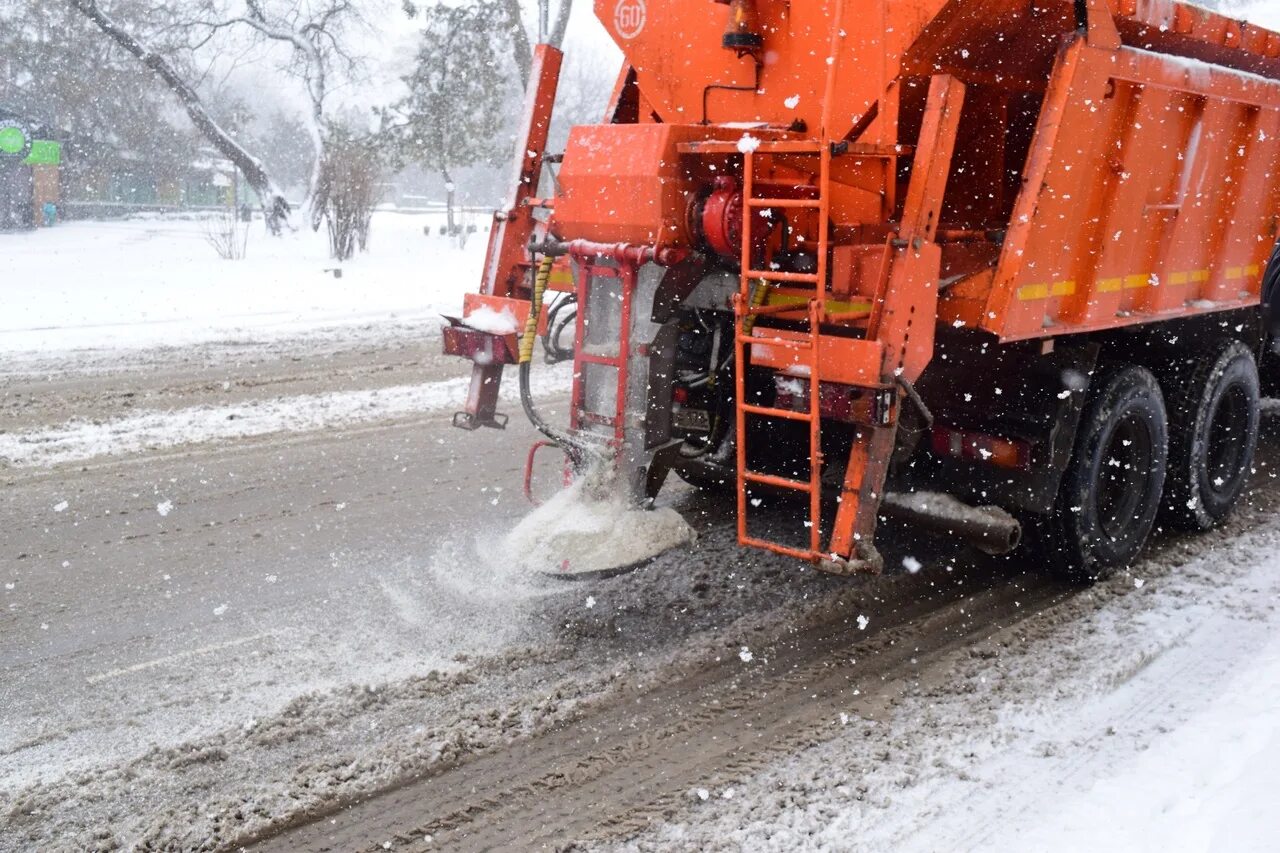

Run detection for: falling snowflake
[[857, 614, 869, 631], [156, 500, 173, 516], [902, 556, 922, 574], [213, 603, 228, 616], [737, 134, 761, 153], [784, 94, 801, 108], [53, 500, 68, 513], [739, 646, 754, 663], [585, 595, 597, 609], [1134, 578, 1145, 589], [695, 788, 710, 801]]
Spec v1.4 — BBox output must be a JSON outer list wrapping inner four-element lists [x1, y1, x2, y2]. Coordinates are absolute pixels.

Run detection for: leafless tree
[[313, 123, 382, 261], [187, 0, 366, 225], [67, 0, 292, 233], [205, 206, 251, 259], [499, 0, 572, 88]]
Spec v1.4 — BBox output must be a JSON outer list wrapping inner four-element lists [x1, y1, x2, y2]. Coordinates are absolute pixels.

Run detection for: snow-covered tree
[[65, 0, 292, 232], [386, 1, 512, 236], [0, 1, 201, 193], [186, 0, 368, 228]]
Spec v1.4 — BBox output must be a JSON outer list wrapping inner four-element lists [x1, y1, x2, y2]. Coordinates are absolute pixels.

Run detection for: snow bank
[[0, 211, 485, 356], [1010, 624, 1280, 852], [0, 364, 570, 468]]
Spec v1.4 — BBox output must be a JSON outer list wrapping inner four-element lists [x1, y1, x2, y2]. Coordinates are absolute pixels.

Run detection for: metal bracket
[[452, 411, 509, 431]]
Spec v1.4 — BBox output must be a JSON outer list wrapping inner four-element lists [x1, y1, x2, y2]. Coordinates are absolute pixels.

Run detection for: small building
[[0, 108, 61, 231], [66, 147, 243, 216]]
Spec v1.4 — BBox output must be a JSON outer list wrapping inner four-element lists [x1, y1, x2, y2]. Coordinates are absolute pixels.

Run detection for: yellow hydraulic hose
[[742, 278, 769, 336], [520, 255, 555, 365]]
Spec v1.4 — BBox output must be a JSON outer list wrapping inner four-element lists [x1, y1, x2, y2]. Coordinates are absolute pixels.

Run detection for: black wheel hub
[[1203, 382, 1251, 499], [1096, 414, 1155, 541]]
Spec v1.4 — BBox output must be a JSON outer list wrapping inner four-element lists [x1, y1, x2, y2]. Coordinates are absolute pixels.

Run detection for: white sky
[[212, 0, 1280, 141]]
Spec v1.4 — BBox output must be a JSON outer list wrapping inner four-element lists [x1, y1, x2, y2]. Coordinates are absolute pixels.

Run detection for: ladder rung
[[747, 270, 821, 284], [744, 301, 811, 318], [740, 403, 814, 423], [739, 536, 823, 563], [577, 352, 624, 367], [578, 411, 620, 427], [747, 198, 822, 210], [825, 309, 872, 323], [743, 471, 816, 492], [736, 334, 814, 350]]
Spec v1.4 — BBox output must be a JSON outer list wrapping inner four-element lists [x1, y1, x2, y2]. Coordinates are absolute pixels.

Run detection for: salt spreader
[[444, 0, 1280, 581]]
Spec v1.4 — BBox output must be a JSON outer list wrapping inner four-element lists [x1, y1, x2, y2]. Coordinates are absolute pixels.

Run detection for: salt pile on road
[[496, 466, 696, 577]]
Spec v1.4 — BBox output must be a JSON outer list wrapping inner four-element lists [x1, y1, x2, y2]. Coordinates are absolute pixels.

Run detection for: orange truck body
[[565, 0, 1280, 339], [450, 0, 1280, 571]]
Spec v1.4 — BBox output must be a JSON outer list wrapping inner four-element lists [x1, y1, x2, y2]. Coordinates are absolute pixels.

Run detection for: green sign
[[0, 125, 27, 155], [25, 140, 61, 166]]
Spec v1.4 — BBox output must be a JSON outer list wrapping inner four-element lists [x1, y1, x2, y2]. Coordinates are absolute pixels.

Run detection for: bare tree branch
[[66, 0, 291, 234], [217, 0, 365, 226], [500, 0, 574, 89], [548, 0, 573, 48]]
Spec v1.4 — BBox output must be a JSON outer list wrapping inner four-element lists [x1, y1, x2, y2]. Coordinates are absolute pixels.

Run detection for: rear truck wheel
[[1159, 340, 1260, 532], [674, 458, 734, 493], [1045, 365, 1169, 584]]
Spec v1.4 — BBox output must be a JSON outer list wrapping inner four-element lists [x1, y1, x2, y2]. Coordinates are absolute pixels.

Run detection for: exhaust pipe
[[880, 491, 1022, 556]]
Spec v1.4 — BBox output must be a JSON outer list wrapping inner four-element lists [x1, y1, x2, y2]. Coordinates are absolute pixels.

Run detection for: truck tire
[[1046, 365, 1168, 583], [1263, 241, 1280, 397], [1160, 340, 1259, 531], [674, 459, 734, 493]]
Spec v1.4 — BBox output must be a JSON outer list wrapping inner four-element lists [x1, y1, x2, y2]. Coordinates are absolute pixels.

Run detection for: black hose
[[542, 293, 577, 363], [520, 256, 592, 468]]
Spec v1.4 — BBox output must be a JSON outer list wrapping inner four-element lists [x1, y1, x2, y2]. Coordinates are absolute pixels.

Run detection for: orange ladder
[[733, 141, 833, 562]]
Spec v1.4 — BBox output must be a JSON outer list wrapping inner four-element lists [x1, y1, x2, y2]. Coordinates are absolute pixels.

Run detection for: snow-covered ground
[[0, 210, 486, 357], [616, 505, 1280, 853], [0, 364, 569, 468]]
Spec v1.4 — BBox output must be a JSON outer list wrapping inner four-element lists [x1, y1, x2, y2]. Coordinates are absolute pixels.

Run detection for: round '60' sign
[[614, 0, 646, 40]]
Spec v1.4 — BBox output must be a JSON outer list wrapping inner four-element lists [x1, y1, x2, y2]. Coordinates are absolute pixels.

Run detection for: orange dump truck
[[444, 0, 1280, 581]]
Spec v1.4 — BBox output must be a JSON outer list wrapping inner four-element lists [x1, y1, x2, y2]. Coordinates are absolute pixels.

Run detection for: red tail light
[[931, 425, 1032, 471]]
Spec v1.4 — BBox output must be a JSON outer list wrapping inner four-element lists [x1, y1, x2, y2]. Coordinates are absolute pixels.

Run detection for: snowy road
[[3, 334, 1280, 851]]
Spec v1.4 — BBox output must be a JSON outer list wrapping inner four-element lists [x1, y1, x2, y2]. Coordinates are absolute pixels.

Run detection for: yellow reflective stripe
[[765, 292, 872, 315], [1019, 266, 1257, 303], [1017, 281, 1075, 301]]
